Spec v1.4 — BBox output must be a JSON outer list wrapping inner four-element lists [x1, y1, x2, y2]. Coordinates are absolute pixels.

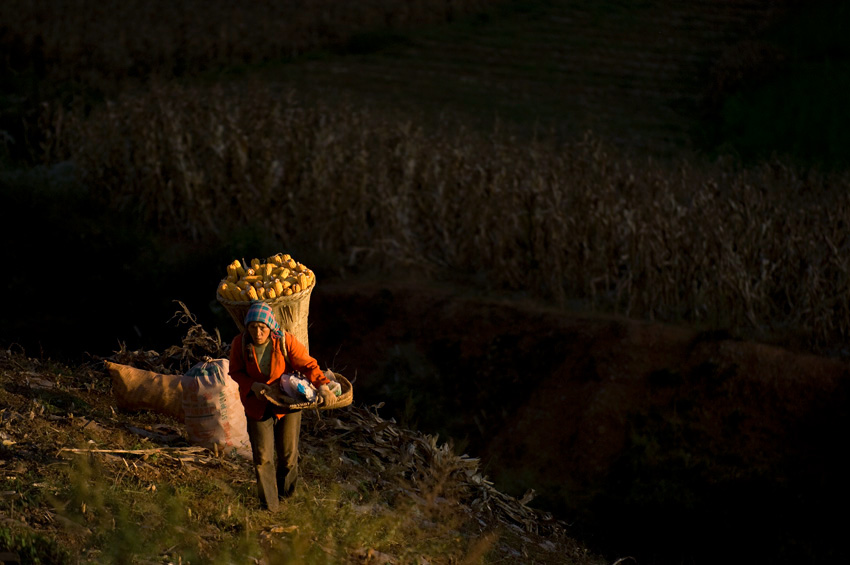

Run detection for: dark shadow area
[[698, 1, 850, 170]]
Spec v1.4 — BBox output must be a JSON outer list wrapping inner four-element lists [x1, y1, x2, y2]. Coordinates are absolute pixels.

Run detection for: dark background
[[6, 0, 850, 359], [3, 1, 850, 563]]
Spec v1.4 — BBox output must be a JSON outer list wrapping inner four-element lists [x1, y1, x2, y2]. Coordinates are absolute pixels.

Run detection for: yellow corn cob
[[219, 254, 316, 303], [218, 282, 233, 300]]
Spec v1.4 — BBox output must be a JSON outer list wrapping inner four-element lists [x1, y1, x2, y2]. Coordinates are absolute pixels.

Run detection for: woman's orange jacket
[[229, 332, 329, 421]]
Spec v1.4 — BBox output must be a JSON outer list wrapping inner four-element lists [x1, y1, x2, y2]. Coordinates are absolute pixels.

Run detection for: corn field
[[45, 82, 850, 354]]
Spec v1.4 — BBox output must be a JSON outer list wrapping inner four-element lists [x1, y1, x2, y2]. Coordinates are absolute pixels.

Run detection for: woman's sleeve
[[228, 335, 253, 403], [285, 333, 330, 388]]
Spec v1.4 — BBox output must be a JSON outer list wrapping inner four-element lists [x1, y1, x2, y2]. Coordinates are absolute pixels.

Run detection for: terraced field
[[264, 0, 784, 157]]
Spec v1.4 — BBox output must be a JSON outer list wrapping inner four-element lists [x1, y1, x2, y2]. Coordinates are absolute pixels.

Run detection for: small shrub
[[0, 527, 71, 565]]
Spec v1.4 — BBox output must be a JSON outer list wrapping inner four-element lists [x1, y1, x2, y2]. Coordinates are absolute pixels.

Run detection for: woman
[[229, 301, 334, 511]]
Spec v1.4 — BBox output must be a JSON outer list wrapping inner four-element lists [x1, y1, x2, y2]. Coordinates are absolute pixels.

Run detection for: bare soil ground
[[307, 279, 850, 564]]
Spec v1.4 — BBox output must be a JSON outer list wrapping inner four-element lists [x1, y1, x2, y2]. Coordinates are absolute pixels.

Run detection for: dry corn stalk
[[53, 83, 850, 354]]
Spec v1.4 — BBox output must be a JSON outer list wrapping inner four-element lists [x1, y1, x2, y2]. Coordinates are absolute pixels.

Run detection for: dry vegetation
[[0, 319, 597, 564], [43, 81, 850, 354], [6, 0, 844, 353]]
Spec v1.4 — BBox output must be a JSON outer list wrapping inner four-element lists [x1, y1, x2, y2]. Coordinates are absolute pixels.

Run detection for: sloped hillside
[[0, 316, 602, 565], [307, 280, 850, 564], [271, 0, 785, 156]]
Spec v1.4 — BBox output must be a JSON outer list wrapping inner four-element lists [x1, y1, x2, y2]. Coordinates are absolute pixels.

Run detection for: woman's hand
[[318, 384, 336, 406], [251, 382, 269, 396]]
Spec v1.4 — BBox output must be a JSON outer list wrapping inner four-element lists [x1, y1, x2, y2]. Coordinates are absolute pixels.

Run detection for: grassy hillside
[[0, 317, 600, 564]]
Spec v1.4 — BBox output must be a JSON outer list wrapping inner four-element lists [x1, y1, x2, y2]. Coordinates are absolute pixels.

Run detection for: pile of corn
[[217, 254, 315, 302]]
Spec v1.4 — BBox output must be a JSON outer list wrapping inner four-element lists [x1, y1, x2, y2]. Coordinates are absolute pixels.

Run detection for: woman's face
[[248, 321, 271, 345]]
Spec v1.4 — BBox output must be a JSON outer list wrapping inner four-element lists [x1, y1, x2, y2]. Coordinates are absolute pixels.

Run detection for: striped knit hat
[[244, 301, 283, 338]]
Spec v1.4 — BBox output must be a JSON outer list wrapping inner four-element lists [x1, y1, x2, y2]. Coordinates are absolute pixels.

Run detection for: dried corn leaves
[[106, 304, 566, 537], [310, 403, 562, 537]]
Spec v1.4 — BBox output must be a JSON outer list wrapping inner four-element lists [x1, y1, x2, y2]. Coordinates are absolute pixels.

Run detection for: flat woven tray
[[259, 373, 353, 411]]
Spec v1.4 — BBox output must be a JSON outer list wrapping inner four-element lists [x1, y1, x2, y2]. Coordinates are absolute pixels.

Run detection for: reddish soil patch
[[307, 279, 850, 564]]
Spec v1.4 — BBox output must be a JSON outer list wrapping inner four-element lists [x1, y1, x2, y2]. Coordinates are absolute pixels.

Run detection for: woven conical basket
[[217, 275, 315, 352]]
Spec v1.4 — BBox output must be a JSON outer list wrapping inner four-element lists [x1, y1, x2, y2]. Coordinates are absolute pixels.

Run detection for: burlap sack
[[181, 359, 251, 459], [105, 361, 184, 420]]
